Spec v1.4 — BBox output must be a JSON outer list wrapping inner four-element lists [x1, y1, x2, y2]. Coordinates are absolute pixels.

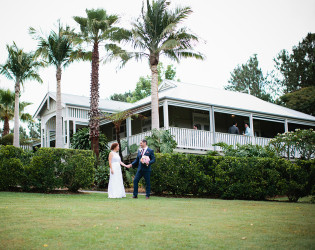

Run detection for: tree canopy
[[110, 63, 179, 103], [225, 54, 275, 102], [274, 32, 315, 93]]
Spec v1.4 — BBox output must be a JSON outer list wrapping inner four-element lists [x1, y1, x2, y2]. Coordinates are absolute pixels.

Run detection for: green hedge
[[151, 153, 315, 201], [0, 146, 95, 192]]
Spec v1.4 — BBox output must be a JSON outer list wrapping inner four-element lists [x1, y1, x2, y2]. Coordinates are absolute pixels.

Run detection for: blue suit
[[131, 147, 155, 197]]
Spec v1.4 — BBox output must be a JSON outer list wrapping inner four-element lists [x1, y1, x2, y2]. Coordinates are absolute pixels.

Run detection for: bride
[[108, 143, 130, 198]]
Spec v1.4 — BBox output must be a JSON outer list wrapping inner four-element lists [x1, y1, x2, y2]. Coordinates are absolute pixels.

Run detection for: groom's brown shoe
[[132, 196, 138, 199]]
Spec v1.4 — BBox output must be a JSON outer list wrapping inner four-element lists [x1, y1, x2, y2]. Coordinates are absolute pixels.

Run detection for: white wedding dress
[[108, 151, 126, 198]]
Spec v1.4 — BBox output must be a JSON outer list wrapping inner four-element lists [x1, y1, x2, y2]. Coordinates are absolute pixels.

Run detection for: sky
[[0, 0, 315, 122]]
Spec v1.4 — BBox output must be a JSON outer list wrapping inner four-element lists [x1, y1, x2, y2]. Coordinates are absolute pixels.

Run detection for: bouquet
[[141, 155, 150, 166]]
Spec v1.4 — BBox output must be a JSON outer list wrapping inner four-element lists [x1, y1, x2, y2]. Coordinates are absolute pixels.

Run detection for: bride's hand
[[111, 169, 114, 175]]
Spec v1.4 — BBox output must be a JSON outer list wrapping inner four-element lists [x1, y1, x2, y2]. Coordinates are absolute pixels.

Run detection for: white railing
[[169, 127, 213, 150], [215, 132, 253, 146], [108, 127, 275, 156]]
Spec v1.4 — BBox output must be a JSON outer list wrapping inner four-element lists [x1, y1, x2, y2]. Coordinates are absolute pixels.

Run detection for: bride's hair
[[110, 143, 119, 151]]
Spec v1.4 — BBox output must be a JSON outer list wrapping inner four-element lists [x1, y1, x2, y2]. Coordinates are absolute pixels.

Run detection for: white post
[[126, 117, 132, 154], [41, 120, 44, 147], [44, 122, 47, 147], [67, 119, 70, 148], [209, 106, 216, 150], [47, 129, 50, 148], [163, 100, 169, 129], [284, 119, 288, 133], [41, 129, 44, 147], [63, 120, 66, 146], [249, 113, 255, 145], [73, 120, 76, 134]]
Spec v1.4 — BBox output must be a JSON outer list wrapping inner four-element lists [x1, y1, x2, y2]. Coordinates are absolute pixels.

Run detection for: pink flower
[[141, 155, 150, 165]]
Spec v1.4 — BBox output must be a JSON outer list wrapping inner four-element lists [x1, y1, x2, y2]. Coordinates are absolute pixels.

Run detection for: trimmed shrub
[[26, 148, 63, 192], [62, 151, 95, 192], [151, 153, 313, 201], [0, 145, 29, 190], [0, 146, 96, 192], [0, 134, 13, 145]]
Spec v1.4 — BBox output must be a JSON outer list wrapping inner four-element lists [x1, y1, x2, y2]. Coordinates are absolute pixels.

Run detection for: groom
[[128, 139, 155, 199]]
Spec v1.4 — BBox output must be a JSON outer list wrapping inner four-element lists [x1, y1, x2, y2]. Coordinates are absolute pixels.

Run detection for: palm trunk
[[13, 79, 20, 147], [115, 124, 123, 160], [90, 41, 100, 157], [115, 123, 128, 186], [2, 116, 10, 137], [55, 66, 63, 148], [150, 64, 159, 130]]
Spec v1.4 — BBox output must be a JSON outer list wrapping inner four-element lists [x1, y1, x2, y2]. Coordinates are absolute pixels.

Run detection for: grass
[[0, 192, 314, 249]]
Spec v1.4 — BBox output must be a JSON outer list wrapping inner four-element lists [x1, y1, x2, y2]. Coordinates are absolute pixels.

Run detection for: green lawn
[[0, 192, 314, 249]]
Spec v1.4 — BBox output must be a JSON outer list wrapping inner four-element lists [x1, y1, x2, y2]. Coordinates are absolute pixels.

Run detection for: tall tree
[[72, 8, 129, 157], [274, 33, 315, 93], [110, 63, 178, 103], [279, 86, 315, 116], [225, 54, 274, 102], [0, 88, 32, 137], [0, 43, 42, 147], [30, 23, 76, 148], [107, 0, 204, 129]]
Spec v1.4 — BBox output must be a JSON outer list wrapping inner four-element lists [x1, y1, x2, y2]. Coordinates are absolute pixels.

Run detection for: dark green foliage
[[0, 146, 96, 192], [213, 142, 276, 158], [274, 33, 315, 93], [145, 129, 177, 153], [0, 146, 25, 190], [62, 152, 95, 192], [71, 127, 109, 155], [151, 153, 314, 201], [0, 133, 13, 145], [27, 148, 62, 192], [225, 54, 276, 102], [279, 86, 315, 115], [94, 162, 110, 189], [110, 63, 179, 103]]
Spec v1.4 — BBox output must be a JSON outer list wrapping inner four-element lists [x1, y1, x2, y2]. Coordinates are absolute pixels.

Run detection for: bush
[[146, 129, 177, 153], [0, 146, 96, 192], [26, 148, 63, 192], [62, 151, 95, 192], [151, 153, 313, 201], [0, 145, 31, 191], [0, 134, 13, 145], [71, 127, 109, 155], [269, 129, 315, 160], [95, 163, 110, 189], [213, 142, 276, 158]]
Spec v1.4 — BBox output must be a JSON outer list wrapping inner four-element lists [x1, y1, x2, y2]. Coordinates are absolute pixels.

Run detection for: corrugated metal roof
[[49, 92, 133, 112], [133, 80, 315, 122], [37, 80, 315, 123]]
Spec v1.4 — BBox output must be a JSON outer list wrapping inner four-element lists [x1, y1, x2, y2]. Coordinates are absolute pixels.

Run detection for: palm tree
[[0, 88, 33, 137], [29, 22, 76, 148], [72, 8, 130, 157], [0, 43, 42, 147], [108, 0, 204, 129]]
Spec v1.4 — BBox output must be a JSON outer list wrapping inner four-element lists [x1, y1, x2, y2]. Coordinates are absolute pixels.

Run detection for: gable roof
[[34, 92, 133, 118], [34, 80, 315, 123], [133, 80, 315, 122]]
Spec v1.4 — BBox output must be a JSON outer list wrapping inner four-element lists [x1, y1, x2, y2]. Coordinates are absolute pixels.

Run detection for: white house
[[34, 80, 315, 155]]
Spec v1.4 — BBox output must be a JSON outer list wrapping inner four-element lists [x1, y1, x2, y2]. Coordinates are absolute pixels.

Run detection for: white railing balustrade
[[215, 132, 253, 147], [169, 127, 213, 150], [108, 127, 275, 157]]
